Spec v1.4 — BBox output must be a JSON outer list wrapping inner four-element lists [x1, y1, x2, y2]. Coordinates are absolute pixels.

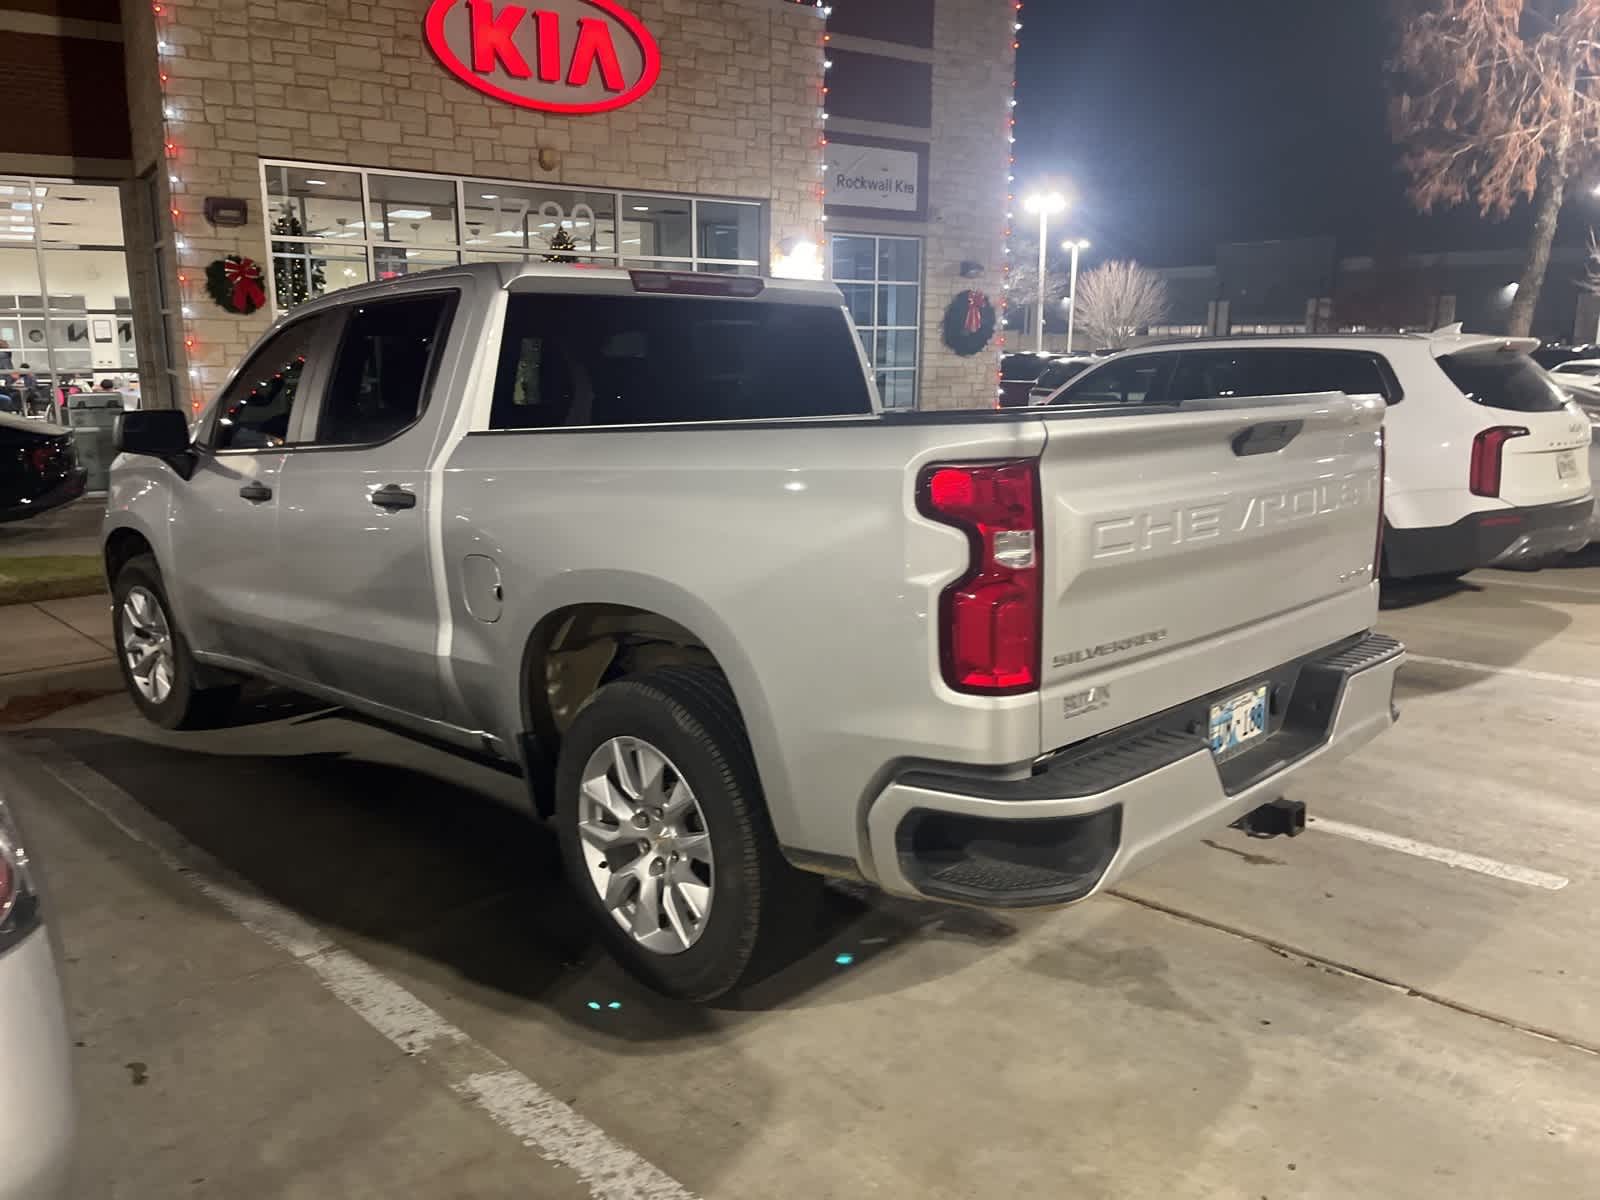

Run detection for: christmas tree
[[543, 226, 578, 263], [272, 212, 326, 307]]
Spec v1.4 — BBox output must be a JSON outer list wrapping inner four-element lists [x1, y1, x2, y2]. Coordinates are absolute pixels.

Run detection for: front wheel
[[111, 555, 238, 729], [555, 667, 819, 1002]]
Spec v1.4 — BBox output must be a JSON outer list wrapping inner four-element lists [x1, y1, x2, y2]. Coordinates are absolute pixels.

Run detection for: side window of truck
[[317, 293, 457, 446], [210, 315, 327, 451], [490, 294, 874, 429]]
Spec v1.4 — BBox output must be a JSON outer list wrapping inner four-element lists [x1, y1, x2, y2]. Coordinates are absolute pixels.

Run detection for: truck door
[[273, 289, 461, 721]]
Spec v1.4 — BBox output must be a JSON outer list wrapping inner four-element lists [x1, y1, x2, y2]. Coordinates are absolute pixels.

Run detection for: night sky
[[1013, 0, 1580, 268]]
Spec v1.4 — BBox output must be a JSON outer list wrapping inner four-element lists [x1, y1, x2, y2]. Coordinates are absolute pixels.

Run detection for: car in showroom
[[1044, 328, 1595, 577], [1, 412, 85, 523], [104, 262, 1402, 1001]]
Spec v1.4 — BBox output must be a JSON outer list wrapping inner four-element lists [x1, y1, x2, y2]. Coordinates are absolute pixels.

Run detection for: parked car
[[1, 413, 86, 523], [0, 771, 75, 1199], [1026, 355, 1098, 404], [1046, 330, 1594, 578], [997, 351, 1064, 407], [105, 263, 1403, 1001], [1545, 364, 1600, 543]]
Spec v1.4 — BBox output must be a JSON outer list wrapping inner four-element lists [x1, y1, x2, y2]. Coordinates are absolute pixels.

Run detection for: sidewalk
[[0, 595, 122, 711]]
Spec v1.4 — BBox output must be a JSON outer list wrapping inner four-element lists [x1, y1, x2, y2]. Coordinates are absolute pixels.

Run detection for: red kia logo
[[424, 0, 660, 115]]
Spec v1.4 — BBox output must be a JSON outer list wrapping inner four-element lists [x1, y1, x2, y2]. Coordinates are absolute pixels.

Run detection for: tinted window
[[1171, 349, 1395, 405], [1438, 351, 1569, 413], [1051, 355, 1172, 407], [213, 317, 325, 450], [491, 295, 873, 428], [1000, 353, 1054, 382], [319, 294, 455, 445], [1555, 362, 1600, 378], [1034, 360, 1093, 392]]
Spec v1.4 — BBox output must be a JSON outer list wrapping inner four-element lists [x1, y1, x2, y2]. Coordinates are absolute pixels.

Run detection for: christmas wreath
[[941, 289, 996, 356], [204, 255, 267, 315]]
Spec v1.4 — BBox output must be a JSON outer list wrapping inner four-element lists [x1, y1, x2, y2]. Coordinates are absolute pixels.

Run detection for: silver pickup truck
[[104, 263, 1403, 1000]]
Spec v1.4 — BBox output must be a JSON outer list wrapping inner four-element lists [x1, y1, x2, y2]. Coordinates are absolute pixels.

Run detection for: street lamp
[[1023, 191, 1067, 351], [1061, 238, 1090, 353]]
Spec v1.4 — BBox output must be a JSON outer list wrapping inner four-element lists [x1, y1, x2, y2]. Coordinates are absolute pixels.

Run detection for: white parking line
[[26, 746, 699, 1200], [1405, 654, 1600, 690], [1309, 817, 1570, 891]]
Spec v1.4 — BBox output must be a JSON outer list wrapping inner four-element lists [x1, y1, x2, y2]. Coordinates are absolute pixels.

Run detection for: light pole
[[1062, 238, 1090, 353], [1023, 192, 1066, 351]]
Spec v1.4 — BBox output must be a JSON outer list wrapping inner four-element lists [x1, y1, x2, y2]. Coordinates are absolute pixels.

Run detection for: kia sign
[[424, 0, 660, 115], [824, 139, 925, 217]]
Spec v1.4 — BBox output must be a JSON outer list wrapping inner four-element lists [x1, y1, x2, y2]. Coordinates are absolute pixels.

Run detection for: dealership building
[[0, 0, 1016, 412]]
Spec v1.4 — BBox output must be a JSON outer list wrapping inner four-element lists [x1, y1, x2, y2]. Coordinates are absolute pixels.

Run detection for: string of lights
[[150, 0, 202, 411], [997, 0, 1022, 402]]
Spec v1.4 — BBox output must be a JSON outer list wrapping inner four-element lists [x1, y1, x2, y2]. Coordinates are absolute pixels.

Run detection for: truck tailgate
[[1035, 393, 1384, 753]]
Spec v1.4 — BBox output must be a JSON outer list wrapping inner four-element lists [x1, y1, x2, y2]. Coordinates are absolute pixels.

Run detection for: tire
[[110, 554, 238, 730], [555, 666, 819, 1002]]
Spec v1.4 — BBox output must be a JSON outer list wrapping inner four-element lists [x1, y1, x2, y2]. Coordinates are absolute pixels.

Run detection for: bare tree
[[1074, 261, 1169, 349], [1390, 0, 1600, 335]]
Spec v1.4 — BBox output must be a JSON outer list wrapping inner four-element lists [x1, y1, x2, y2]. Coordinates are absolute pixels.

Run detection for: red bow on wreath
[[964, 289, 989, 334], [223, 257, 266, 312]]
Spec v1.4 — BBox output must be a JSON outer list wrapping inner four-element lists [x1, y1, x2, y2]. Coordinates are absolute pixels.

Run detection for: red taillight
[[918, 460, 1042, 695], [1469, 425, 1530, 497]]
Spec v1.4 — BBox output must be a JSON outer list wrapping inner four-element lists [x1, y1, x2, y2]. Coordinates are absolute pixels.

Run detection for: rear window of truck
[[1437, 351, 1568, 413], [490, 294, 873, 429]]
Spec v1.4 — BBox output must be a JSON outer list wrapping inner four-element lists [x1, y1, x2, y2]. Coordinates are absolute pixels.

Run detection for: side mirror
[[115, 409, 191, 457]]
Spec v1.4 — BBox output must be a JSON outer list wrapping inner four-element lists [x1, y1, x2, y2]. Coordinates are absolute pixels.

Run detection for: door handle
[[370, 484, 417, 511], [238, 481, 272, 503]]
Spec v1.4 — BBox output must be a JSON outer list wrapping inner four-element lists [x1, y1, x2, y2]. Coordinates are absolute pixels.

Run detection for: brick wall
[[915, 0, 1014, 410], [121, 0, 825, 409]]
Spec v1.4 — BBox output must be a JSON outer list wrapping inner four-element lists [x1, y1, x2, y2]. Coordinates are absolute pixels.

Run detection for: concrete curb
[[0, 659, 123, 705]]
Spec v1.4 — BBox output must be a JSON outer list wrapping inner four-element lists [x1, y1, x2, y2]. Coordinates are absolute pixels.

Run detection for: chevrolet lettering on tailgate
[[1091, 470, 1380, 560]]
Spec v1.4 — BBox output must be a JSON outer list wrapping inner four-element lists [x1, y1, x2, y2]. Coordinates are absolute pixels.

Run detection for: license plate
[[1209, 685, 1268, 761], [1557, 450, 1580, 480]]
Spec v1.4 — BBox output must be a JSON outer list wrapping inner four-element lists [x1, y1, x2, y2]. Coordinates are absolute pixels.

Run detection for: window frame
[[260, 160, 766, 314], [299, 289, 462, 451], [828, 232, 923, 411], [203, 311, 339, 454]]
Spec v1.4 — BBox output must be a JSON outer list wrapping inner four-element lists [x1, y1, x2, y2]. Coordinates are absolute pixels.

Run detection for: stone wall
[[121, 0, 826, 409], [917, 0, 1015, 410]]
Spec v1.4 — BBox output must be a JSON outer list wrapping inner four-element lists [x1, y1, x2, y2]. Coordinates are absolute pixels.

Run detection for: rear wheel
[[555, 667, 819, 1001], [111, 555, 238, 729]]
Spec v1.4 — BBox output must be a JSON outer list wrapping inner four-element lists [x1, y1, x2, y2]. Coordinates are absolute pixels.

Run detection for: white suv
[[1039, 329, 1595, 577]]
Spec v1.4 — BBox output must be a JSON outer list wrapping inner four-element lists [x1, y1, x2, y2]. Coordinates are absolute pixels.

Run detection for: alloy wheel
[[120, 586, 175, 705], [577, 736, 715, 955]]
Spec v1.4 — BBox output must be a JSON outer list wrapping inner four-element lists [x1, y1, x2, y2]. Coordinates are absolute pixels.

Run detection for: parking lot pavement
[[6, 561, 1600, 1198]]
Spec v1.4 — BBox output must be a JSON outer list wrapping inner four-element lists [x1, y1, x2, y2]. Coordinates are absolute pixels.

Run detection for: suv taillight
[[918, 460, 1042, 695], [1469, 425, 1529, 497], [1374, 426, 1386, 574]]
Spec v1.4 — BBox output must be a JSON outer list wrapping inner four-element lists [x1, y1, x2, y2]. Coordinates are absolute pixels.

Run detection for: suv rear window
[[492, 294, 872, 429], [1437, 351, 1568, 413]]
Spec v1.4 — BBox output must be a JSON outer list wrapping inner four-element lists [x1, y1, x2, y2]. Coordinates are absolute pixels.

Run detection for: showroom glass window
[[263, 162, 763, 311], [0, 176, 140, 404], [829, 234, 921, 410]]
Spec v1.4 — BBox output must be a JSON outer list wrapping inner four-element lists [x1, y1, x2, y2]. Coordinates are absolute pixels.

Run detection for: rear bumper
[[864, 633, 1404, 908], [1384, 497, 1593, 577]]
